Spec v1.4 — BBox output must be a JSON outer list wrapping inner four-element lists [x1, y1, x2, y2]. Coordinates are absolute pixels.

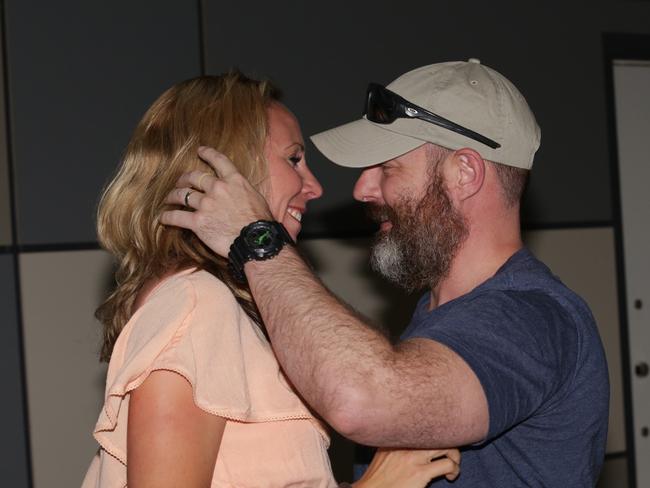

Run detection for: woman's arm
[[127, 370, 226, 487]]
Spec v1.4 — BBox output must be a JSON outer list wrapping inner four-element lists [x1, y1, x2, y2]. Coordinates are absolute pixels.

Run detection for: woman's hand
[[352, 448, 461, 488]]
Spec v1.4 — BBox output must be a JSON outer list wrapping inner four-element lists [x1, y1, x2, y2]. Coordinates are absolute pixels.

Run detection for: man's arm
[[161, 147, 488, 447], [246, 247, 488, 447]]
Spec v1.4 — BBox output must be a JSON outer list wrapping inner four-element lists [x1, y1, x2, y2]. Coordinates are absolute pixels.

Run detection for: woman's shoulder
[[114, 268, 240, 357], [183, 268, 234, 295], [143, 267, 237, 312]]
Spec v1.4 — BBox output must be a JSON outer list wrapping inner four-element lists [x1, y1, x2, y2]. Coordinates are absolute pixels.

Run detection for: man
[[162, 59, 609, 486]]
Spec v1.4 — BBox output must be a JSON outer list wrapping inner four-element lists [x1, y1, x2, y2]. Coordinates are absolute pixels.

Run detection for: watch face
[[244, 221, 281, 256]]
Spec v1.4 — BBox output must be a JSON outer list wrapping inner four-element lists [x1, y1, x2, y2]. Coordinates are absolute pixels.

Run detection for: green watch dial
[[245, 226, 276, 249], [253, 230, 272, 246]]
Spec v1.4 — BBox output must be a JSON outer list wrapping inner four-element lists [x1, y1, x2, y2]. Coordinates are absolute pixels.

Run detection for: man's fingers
[[175, 170, 217, 192], [159, 209, 195, 230], [166, 187, 201, 207], [198, 146, 239, 178]]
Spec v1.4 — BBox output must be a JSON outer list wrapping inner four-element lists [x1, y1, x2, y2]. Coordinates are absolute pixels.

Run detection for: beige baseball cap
[[310, 59, 541, 169]]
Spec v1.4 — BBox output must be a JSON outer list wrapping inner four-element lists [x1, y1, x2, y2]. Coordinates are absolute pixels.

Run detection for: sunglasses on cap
[[363, 83, 501, 150]]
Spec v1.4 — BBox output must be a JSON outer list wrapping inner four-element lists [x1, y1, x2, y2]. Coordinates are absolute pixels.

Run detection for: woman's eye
[[288, 155, 302, 166]]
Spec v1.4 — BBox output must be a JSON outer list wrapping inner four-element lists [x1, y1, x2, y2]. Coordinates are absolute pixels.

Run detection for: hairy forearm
[[246, 248, 488, 447], [246, 247, 395, 433]]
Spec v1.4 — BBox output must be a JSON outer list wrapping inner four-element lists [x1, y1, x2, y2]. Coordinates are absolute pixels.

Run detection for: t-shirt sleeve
[[411, 290, 578, 441]]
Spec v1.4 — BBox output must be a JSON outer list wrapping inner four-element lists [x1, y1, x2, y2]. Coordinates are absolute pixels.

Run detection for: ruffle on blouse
[[92, 268, 329, 468]]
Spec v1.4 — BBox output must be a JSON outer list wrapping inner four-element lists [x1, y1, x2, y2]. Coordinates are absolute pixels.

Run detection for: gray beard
[[370, 231, 410, 285], [368, 173, 468, 293]]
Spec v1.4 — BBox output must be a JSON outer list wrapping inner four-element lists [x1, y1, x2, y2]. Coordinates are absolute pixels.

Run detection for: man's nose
[[353, 166, 383, 203]]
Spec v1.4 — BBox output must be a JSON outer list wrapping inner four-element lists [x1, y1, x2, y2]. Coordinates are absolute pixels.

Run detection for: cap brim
[[310, 118, 425, 168]]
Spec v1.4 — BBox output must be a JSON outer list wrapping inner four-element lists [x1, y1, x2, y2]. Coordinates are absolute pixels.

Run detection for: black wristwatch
[[228, 220, 295, 282]]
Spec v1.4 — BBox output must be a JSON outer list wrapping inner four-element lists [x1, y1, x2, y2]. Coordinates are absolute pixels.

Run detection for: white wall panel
[[613, 60, 650, 486]]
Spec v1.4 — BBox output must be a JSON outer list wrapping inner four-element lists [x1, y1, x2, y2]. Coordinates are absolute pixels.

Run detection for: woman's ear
[[450, 148, 485, 201]]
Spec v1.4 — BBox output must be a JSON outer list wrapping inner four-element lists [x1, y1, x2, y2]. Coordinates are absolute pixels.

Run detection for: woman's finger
[[444, 448, 461, 466], [197, 146, 239, 178], [431, 449, 461, 482], [427, 448, 460, 464], [427, 457, 460, 482]]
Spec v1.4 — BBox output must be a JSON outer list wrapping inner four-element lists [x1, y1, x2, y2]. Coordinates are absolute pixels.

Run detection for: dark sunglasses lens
[[366, 86, 396, 124]]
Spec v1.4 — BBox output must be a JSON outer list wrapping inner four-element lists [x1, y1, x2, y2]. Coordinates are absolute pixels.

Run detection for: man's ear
[[450, 148, 485, 201]]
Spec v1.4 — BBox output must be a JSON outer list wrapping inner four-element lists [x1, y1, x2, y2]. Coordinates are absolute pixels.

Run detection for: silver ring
[[184, 190, 194, 207]]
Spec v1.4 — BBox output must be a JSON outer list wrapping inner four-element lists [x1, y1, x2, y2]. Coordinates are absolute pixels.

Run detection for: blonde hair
[[96, 72, 280, 362]]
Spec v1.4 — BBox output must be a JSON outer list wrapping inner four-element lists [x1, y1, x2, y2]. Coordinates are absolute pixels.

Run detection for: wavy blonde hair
[[96, 72, 280, 362]]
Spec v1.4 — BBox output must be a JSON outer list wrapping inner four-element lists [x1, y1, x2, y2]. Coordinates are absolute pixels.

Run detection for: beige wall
[[20, 250, 113, 488]]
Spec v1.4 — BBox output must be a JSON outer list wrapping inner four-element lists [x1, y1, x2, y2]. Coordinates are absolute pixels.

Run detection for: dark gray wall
[[7, 1, 650, 243], [204, 1, 650, 235], [5, 1, 202, 244], [6, 0, 650, 244], [0, 11, 11, 246]]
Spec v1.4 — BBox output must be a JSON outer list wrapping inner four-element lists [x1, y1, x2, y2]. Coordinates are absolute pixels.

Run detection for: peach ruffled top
[[82, 268, 337, 487]]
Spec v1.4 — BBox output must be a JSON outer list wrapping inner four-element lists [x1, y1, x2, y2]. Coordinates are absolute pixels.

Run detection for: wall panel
[[4, 0, 201, 245], [598, 457, 628, 487], [0, 255, 30, 485], [0, 13, 11, 246], [20, 250, 112, 488]]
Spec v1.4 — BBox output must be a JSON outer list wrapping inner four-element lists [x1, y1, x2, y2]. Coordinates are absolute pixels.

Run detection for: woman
[[82, 72, 460, 487]]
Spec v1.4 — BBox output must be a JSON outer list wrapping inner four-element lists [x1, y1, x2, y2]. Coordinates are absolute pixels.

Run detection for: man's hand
[[160, 146, 273, 257]]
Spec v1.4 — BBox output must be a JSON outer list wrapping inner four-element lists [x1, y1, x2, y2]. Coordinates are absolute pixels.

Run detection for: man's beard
[[367, 171, 468, 293]]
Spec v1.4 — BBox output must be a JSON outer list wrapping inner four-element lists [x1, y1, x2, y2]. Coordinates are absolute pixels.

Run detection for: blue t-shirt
[[401, 248, 609, 487]]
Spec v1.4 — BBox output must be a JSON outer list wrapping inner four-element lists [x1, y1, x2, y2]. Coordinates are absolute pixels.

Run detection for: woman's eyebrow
[[285, 142, 305, 151]]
